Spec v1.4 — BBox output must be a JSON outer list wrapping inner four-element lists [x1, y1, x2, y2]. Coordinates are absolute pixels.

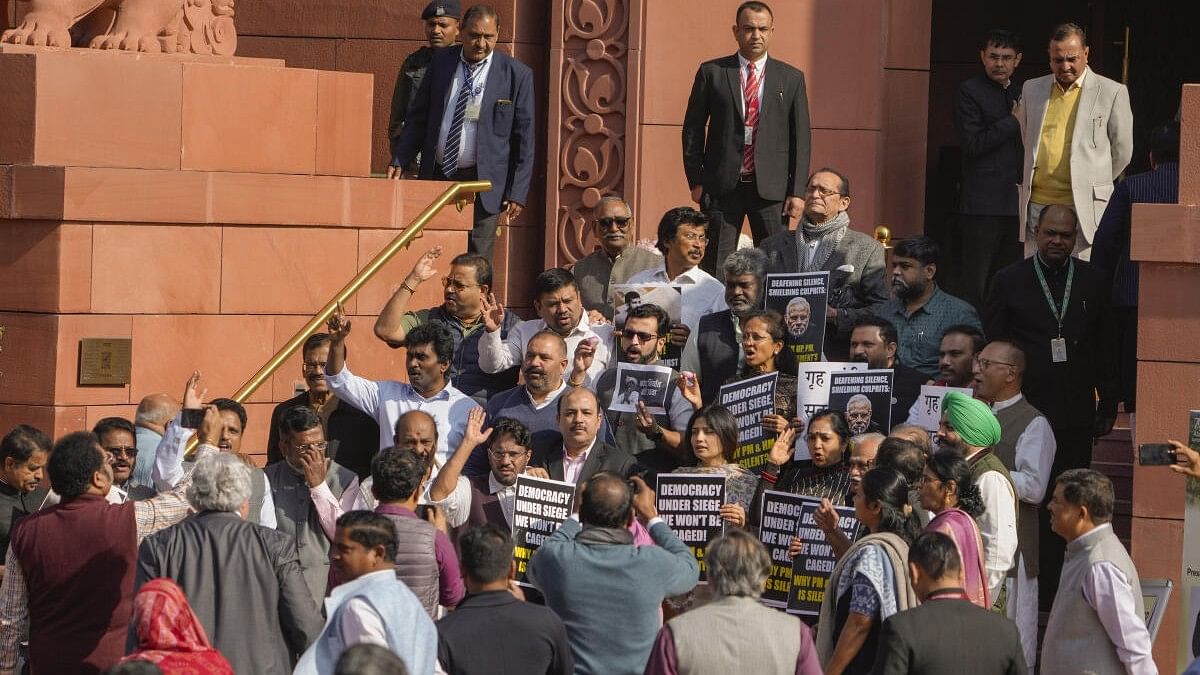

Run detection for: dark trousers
[[443, 167, 501, 261], [699, 178, 785, 275], [954, 214, 1020, 311], [1038, 423, 1095, 611]]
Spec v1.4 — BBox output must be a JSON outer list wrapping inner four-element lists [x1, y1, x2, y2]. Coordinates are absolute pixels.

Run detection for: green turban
[[941, 391, 1001, 448]]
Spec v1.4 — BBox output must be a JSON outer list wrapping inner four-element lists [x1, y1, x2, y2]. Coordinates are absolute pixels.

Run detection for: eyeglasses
[[302, 361, 326, 373], [622, 330, 659, 344], [488, 449, 528, 461], [804, 185, 841, 198], [596, 216, 631, 229], [104, 446, 137, 458], [848, 458, 876, 470], [974, 357, 1016, 369], [741, 332, 773, 344], [293, 441, 329, 452], [442, 277, 479, 291], [676, 232, 708, 243]]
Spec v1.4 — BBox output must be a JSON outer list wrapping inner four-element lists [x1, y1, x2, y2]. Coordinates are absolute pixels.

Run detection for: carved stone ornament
[[555, 0, 630, 265], [2, 0, 237, 54]]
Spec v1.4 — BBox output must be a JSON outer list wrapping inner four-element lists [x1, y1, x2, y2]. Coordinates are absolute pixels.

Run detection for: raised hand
[[768, 426, 797, 467], [586, 309, 610, 327], [297, 447, 328, 489], [677, 372, 702, 410], [570, 337, 598, 383], [408, 246, 443, 284], [463, 407, 493, 448], [197, 405, 224, 448], [182, 371, 207, 410], [481, 293, 505, 333], [813, 498, 839, 535], [630, 475, 659, 523], [327, 311, 352, 342]]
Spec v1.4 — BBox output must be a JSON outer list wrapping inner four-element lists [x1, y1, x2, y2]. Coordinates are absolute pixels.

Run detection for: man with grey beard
[[695, 247, 768, 404], [573, 196, 661, 323]]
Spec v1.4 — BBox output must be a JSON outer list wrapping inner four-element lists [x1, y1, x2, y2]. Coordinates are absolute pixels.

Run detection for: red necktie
[[742, 61, 760, 174]]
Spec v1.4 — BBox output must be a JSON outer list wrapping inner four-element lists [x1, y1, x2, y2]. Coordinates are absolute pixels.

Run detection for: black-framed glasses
[[488, 448, 529, 461], [596, 216, 632, 229], [442, 277, 479, 291]]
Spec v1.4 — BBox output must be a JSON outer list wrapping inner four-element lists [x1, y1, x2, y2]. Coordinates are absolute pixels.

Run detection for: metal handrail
[[232, 180, 492, 404], [186, 180, 491, 451]]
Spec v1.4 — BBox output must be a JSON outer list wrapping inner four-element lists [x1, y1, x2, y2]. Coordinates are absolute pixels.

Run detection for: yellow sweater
[[1031, 73, 1085, 205]]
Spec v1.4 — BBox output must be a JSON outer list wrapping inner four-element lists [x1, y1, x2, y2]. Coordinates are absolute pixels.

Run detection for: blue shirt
[[131, 427, 162, 490], [879, 286, 981, 379]]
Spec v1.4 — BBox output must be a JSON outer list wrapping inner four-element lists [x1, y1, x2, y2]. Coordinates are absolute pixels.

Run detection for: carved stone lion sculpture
[[2, 0, 236, 54]]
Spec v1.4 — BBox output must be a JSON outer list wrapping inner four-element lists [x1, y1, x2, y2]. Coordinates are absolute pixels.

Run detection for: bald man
[[133, 393, 179, 490], [540, 388, 637, 485], [972, 340, 1055, 669]]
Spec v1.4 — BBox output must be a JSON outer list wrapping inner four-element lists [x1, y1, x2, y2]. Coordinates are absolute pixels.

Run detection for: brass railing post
[[229, 180, 492, 404]]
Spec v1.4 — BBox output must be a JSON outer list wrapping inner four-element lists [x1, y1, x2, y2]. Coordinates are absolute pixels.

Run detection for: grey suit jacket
[[135, 511, 323, 675], [1017, 68, 1133, 245], [682, 54, 811, 200], [759, 226, 888, 357]]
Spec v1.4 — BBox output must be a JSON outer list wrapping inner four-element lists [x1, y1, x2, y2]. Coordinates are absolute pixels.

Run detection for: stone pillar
[[1129, 83, 1200, 671]]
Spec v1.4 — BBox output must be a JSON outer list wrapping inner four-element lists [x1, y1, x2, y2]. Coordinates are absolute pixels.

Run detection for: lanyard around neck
[[1033, 256, 1073, 336]]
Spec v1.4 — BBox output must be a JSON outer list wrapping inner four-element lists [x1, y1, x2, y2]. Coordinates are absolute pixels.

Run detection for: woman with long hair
[[765, 409, 855, 503], [919, 452, 990, 608], [816, 468, 919, 675], [674, 404, 758, 527]]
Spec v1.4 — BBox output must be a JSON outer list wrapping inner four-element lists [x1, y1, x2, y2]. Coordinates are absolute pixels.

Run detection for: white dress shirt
[[992, 393, 1057, 504], [1077, 524, 1157, 675], [488, 472, 518, 526], [478, 314, 613, 380], [325, 365, 479, 466], [435, 52, 494, 170], [968, 451, 1019, 598], [630, 263, 727, 376], [736, 52, 769, 120], [151, 415, 277, 528], [337, 570, 394, 647]]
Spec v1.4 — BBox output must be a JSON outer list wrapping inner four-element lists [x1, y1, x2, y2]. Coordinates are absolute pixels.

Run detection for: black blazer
[[697, 309, 740, 405], [541, 443, 637, 485], [266, 393, 381, 479], [873, 596, 1027, 675], [392, 46, 535, 214], [437, 590, 573, 675], [955, 73, 1023, 216], [984, 257, 1115, 430], [682, 54, 811, 200]]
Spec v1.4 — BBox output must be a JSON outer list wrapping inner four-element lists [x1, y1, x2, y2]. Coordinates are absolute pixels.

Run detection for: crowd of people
[[0, 0, 1189, 674]]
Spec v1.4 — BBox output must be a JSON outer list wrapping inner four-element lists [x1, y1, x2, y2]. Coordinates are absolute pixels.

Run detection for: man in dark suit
[[390, 3, 534, 260], [873, 531, 1027, 675], [697, 248, 767, 404], [136, 453, 323, 674], [984, 203, 1115, 608], [1092, 120, 1180, 414], [682, 0, 810, 274], [953, 29, 1024, 309], [538, 388, 636, 485], [760, 168, 889, 360], [266, 332, 380, 479], [437, 524, 573, 674]]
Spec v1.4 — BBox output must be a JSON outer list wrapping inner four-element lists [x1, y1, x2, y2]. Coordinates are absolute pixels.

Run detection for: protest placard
[[786, 499, 860, 616], [765, 272, 829, 363], [611, 283, 684, 369], [758, 490, 809, 607], [657, 473, 726, 581], [610, 362, 673, 415], [794, 362, 866, 459], [511, 475, 576, 587], [827, 369, 895, 435], [718, 372, 778, 473], [910, 384, 973, 450]]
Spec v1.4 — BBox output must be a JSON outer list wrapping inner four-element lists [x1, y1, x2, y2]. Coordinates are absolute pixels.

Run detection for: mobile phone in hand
[[180, 408, 205, 429], [1138, 443, 1177, 466]]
